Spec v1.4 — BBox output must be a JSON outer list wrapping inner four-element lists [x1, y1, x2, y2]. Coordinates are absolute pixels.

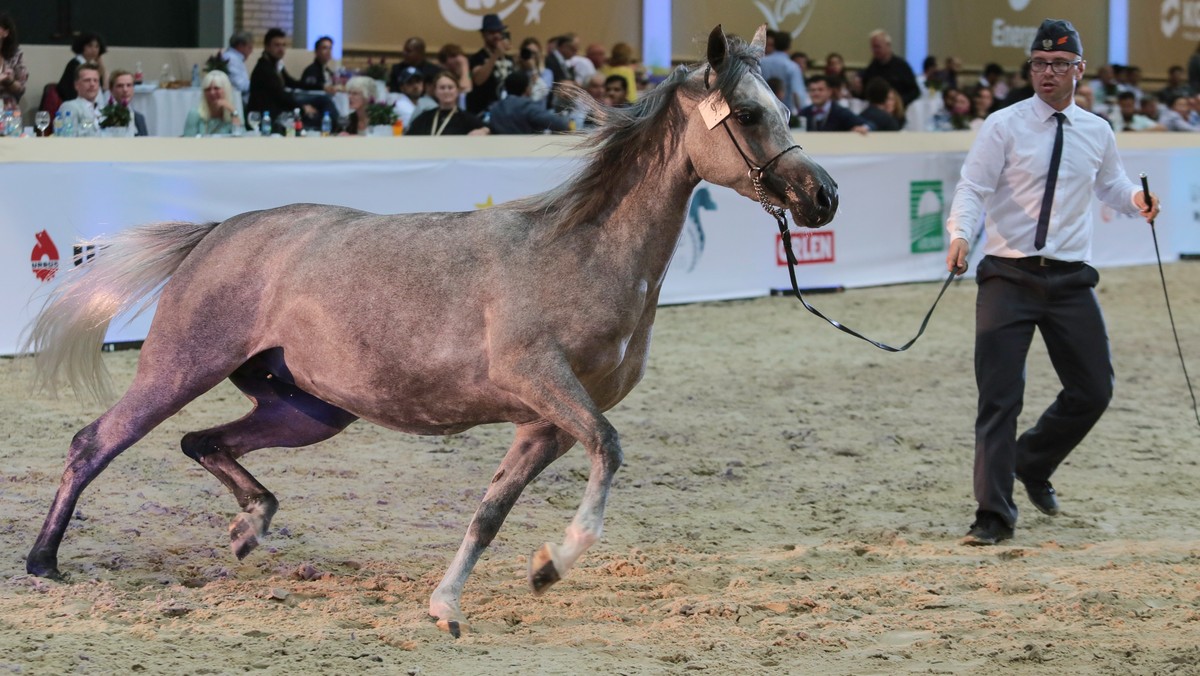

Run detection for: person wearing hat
[[944, 19, 1160, 546], [466, 13, 514, 115], [392, 66, 435, 127]]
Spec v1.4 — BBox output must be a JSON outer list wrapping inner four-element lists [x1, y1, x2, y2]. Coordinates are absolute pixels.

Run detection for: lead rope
[[706, 65, 956, 352]]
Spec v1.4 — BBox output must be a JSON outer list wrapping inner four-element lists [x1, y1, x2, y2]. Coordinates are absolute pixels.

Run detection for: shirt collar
[[1030, 94, 1077, 124]]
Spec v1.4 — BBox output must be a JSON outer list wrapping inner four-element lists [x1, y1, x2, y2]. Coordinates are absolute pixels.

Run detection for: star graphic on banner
[[475, 195, 495, 209], [524, 0, 545, 25]]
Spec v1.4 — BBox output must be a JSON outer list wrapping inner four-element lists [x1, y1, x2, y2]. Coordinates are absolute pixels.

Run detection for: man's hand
[[947, 237, 970, 275], [302, 104, 317, 117], [1136, 190, 1161, 223]]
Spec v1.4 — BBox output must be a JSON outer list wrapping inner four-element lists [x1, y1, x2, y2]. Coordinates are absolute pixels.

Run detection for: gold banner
[[1128, 0, 1200, 80], [672, 0, 905, 67], [345, 0, 642, 54], [927, 0, 1107, 74]]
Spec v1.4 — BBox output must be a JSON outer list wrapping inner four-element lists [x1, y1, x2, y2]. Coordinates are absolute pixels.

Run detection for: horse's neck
[[600, 153, 698, 283]]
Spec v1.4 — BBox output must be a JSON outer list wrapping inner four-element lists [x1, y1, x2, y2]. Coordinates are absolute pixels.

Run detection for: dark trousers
[[973, 256, 1114, 526]]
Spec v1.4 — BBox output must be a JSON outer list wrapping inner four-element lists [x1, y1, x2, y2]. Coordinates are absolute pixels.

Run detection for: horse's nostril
[[817, 186, 834, 211]]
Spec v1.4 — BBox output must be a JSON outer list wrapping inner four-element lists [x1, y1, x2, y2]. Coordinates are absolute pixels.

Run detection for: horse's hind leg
[[181, 354, 356, 560], [28, 373, 231, 579], [429, 421, 576, 637]]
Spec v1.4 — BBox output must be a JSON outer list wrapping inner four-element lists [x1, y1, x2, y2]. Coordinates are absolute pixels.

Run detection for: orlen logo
[[1163, 0, 1200, 38], [31, 230, 60, 281], [777, 230, 834, 265], [438, 0, 529, 31]]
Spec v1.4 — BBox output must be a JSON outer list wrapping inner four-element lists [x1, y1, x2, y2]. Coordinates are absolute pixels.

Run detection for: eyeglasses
[[1028, 59, 1081, 74]]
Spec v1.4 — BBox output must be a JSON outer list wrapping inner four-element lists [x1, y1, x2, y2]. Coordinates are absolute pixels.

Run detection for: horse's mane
[[511, 35, 763, 238]]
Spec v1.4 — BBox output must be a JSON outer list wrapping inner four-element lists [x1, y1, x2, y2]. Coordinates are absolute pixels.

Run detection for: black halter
[[704, 64, 955, 353]]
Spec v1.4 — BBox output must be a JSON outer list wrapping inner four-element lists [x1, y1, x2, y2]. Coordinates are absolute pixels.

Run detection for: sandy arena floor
[[1, 262, 1198, 675]]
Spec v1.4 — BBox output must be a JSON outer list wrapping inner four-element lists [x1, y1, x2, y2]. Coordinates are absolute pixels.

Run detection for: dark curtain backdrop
[[0, 0, 200, 47]]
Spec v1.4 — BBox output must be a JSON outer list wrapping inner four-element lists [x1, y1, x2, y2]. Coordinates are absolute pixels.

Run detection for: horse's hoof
[[229, 514, 259, 560], [429, 614, 466, 638], [26, 555, 64, 581], [529, 543, 562, 596]]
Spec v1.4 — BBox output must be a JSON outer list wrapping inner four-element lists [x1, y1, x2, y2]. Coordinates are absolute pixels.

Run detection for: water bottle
[[53, 111, 64, 136], [292, 107, 302, 137], [320, 111, 332, 137], [261, 110, 271, 136], [191, 64, 201, 88], [9, 109, 20, 136], [62, 110, 74, 138], [0, 110, 10, 136]]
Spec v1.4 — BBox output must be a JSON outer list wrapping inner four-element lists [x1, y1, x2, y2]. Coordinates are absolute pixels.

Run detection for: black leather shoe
[[964, 511, 1013, 546], [1017, 476, 1061, 516]]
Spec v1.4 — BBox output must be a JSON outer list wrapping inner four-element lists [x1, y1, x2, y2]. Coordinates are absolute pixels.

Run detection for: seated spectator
[[1126, 65, 1146, 103], [407, 71, 489, 136], [1158, 94, 1200, 131], [859, 77, 899, 131], [887, 88, 906, 128], [931, 88, 971, 130], [300, 35, 337, 93], [1075, 82, 1096, 112], [57, 31, 106, 102], [604, 74, 629, 107], [340, 75, 375, 135], [569, 72, 607, 129], [980, 63, 1007, 101], [800, 75, 868, 133], [939, 56, 961, 92], [0, 13, 28, 108], [222, 32, 254, 105], [1139, 96, 1161, 123], [602, 42, 637, 103], [392, 67, 435, 127], [1157, 65, 1192, 104], [969, 86, 992, 130], [183, 70, 242, 136], [918, 55, 939, 95], [1112, 91, 1160, 132], [1091, 64, 1125, 108], [57, 63, 107, 134], [1190, 93, 1200, 125], [107, 70, 147, 136], [487, 70, 570, 134], [249, 27, 332, 132], [791, 51, 809, 74]]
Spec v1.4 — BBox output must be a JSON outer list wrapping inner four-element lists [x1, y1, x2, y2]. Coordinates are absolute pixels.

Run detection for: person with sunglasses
[[944, 19, 1160, 546]]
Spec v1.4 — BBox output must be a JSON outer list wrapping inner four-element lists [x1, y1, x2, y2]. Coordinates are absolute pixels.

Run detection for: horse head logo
[[753, 0, 817, 39], [31, 230, 60, 282], [677, 188, 717, 273]]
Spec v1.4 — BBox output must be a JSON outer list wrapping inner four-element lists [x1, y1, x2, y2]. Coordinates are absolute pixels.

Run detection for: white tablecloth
[[132, 86, 244, 137]]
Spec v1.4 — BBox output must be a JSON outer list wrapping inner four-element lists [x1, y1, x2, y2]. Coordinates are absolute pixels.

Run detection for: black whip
[[1140, 173, 1200, 428]]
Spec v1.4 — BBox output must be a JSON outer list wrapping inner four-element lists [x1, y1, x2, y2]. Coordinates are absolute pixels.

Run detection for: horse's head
[[683, 25, 838, 228]]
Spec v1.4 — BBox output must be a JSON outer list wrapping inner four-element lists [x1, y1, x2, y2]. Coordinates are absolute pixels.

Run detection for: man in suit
[[800, 75, 868, 133], [249, 27, 319, 131], [544, 33, 578, 110], [108, 70, 148, 135], [56, 63, 108, 133]]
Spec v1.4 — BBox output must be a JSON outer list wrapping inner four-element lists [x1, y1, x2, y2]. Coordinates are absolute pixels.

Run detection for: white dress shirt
[[223, 47, 250, 100], [946, 95, 1142, 263]]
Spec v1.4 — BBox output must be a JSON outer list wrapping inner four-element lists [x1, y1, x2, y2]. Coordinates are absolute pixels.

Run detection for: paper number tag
[[698, 90, 731, 130]]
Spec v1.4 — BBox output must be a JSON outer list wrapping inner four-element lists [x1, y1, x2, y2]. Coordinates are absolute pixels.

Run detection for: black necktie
[[1035, 112, 1065, 250]]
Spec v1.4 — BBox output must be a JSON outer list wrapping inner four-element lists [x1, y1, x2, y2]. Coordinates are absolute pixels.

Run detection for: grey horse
[[23, 25, 837, 637]]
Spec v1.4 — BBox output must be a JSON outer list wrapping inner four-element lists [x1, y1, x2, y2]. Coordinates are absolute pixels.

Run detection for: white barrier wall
[[3, 134, 1198, 355]]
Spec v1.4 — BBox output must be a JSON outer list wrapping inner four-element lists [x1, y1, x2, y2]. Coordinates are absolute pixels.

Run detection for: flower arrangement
[[98, 101, 131, 128], [366, 102, 397, 126], [205, 52, 229, 74], [363, 58, 387, 81]]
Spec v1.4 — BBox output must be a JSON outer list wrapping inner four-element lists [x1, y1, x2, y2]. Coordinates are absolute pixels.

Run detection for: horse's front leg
[[429, 421, 575, 637], [489, 353, 624, 594]]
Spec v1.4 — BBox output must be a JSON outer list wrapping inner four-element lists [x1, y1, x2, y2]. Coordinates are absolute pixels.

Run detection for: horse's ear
[[707, 24, 727, 68], [750, 24, 768, 54]]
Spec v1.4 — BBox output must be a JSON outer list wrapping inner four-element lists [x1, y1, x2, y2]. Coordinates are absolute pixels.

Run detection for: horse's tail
[[22, 221, 220, 402]]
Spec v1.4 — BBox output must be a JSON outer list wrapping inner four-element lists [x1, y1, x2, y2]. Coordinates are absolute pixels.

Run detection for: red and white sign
[[777, 230, 835, 265], [31, 230, 59, 282]]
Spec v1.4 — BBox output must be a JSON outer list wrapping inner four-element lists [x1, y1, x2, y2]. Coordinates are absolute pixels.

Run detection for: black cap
[[398, 66, 421, 84], [1031, 19, 1082, 56], [481, 13, 507, 32]]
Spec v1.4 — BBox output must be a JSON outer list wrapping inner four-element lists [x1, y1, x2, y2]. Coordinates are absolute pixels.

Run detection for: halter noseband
[[704, 64, 802, 220]]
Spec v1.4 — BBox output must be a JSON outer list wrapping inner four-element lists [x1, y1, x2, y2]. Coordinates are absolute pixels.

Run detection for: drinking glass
[[79, 117, 95, 137], [247, 111, 261, 134], [35, 111, 50, 137]]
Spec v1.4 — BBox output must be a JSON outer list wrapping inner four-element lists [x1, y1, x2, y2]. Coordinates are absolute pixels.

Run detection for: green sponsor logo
[[909, 180, 945, 254]]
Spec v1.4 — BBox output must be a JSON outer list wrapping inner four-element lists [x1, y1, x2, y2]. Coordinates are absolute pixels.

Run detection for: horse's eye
[[735, 109, 759, 125]]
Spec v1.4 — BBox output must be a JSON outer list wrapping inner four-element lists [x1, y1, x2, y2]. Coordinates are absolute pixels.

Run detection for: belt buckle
[[1038, 256, 1049, 268]]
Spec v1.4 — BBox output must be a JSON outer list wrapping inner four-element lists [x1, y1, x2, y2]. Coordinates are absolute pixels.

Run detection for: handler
[[945, 19, 1159, 545]]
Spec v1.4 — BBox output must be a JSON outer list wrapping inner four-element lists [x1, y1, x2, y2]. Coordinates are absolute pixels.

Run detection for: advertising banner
[[1128, 0, 1200, 79], [344, 0, 642, 54], [927, 0, 1108, 73], [671, 0, 905, 66]]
